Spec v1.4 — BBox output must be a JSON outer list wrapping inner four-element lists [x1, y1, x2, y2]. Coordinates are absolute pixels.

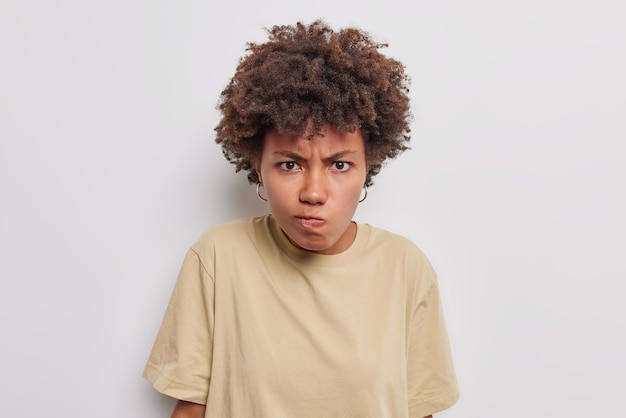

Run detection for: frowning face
[[257, 124, 367, 255]]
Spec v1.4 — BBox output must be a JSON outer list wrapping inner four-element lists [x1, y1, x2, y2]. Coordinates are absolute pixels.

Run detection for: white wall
[[1, 0, 624, 416]]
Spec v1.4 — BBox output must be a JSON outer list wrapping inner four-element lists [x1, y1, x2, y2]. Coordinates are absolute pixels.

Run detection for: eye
[[331, 161, 350, 172], [279, 161, 300, 170]]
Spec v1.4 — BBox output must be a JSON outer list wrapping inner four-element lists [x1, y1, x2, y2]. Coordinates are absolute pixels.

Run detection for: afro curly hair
[[214, 20, 412, 186]]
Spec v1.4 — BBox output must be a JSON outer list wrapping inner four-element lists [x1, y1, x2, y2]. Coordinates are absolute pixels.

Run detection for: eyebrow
[[272, 150, 358, 161]]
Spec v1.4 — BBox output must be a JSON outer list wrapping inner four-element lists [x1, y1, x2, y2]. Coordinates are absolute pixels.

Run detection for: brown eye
[[332, 161, 349, 171], [280, 161, 299, 170]]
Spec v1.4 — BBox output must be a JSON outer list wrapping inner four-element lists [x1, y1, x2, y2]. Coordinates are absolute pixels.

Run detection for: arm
[[171, 400, 206, 418], [406, 253, 459, 417]]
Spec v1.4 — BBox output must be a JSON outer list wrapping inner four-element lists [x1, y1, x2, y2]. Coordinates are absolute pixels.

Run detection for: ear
[[255, 167, 263, 183]]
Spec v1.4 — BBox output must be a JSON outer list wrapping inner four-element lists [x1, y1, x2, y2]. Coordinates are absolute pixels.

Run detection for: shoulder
[[197, 216, 258, 238], [190, 216, 268, 252], [362, 223, 438, 289], [364, 224, 431, 264]]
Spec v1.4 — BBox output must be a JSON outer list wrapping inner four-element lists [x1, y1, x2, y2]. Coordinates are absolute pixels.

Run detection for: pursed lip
[[296, 216, 325, 228]]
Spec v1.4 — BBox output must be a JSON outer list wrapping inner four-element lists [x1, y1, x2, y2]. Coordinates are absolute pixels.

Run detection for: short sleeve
[[407, 260, 459, 417], [142, 248, 215, 405]]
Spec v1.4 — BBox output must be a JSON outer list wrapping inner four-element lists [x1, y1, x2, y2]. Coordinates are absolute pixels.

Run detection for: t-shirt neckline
[[266, 214, 369, 267]]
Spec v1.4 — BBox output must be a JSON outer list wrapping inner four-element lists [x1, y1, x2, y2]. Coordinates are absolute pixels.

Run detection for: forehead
[[262, 125, 365, 154]]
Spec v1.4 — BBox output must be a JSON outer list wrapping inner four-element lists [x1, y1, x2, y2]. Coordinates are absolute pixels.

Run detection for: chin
[[297, 241, 327, 252], [293, 238, 332, 253]]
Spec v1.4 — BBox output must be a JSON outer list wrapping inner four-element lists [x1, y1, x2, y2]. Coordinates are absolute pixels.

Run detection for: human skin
[[169, 125, 436, 418], [170, 400, 205, 418], [257, 124, 367, 255]]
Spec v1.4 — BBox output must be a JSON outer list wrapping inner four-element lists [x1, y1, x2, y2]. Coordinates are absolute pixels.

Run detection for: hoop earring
[[256, 183, 268, 202], [359, 185, 368, 203]]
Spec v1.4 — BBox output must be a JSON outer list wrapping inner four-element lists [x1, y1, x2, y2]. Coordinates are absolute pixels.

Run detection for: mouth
[[297, 216, 325, 228]]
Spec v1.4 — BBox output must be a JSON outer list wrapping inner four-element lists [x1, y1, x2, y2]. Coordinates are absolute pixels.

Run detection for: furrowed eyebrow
[[271, 150, 357, 161], [324, 150, 357, 161], [272, 151, 305, 161]]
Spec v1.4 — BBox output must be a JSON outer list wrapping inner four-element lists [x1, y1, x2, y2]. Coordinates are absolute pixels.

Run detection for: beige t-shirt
[[143, 215, 459, 417]]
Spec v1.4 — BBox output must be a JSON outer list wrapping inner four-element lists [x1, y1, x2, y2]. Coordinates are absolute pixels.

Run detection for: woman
[[144, 20, 459, 418]]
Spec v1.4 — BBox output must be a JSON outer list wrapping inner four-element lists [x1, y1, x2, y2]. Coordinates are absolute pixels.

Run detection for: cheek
[[264, 180, 293, 204], [337, 183, 365, 209]]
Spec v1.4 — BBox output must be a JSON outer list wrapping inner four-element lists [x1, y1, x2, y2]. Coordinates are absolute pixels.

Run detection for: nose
[[299, 170, 328, 205]]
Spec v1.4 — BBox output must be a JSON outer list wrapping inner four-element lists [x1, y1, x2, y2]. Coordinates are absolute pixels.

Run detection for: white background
[[1, 0, 625, 417]]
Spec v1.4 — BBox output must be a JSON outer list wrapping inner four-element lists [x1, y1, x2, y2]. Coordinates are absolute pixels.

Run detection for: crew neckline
[[265, 214, 369, 267]]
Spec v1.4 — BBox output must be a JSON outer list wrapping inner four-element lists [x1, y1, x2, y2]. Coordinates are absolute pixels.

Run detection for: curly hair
[[214, 20, 411, 186]]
